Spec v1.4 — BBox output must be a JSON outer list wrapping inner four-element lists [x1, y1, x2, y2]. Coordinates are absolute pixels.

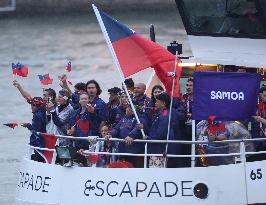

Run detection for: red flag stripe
[[154, 60, 182, 97], [113, 34, 175, 77]]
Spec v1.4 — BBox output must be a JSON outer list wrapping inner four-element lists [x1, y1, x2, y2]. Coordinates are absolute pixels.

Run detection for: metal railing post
[[144, 143, 148, 168], [191, 120, 196, 167], [240, 141, 249, 205]]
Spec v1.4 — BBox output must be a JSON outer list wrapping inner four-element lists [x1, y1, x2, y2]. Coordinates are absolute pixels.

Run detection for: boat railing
[[24, 132, 266, 167], [34, 132, 266, 144], [0, 0, 16, 12]]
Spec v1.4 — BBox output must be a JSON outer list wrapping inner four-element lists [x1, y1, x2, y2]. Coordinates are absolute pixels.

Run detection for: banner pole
[[92, 5, 145, 139], [163, 51, 179, 168]]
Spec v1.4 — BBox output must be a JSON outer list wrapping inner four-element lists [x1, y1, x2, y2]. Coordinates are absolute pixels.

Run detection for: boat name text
[[83, 179, 193, 198], [17, 171, 51, 193]]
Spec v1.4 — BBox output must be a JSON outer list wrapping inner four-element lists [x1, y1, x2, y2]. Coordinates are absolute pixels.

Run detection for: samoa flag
[[66, 61, 72, 72], [93, 5, 182, 96], [38, 74, 53, 85], [193, 72, 261, 120], [12, 62, 28, 77], [3, 123, 18, 129]]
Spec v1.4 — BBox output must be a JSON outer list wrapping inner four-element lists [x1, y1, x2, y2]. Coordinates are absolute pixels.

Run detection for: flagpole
[[163, 51, 179, 168], [92, 5, 145, 138]]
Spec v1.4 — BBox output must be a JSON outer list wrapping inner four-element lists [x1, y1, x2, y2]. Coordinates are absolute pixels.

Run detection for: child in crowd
[[78, 125, 117, 167], [94, 125, 118, 167]]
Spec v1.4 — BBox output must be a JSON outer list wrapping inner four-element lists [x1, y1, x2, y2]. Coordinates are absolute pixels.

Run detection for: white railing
[[25, 132, 266, 167], [0, 0, 16, 12]]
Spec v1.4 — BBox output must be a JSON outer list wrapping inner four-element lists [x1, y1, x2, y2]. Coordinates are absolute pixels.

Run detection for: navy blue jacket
[[173, 97, 186, 121], [170, 108, 184, 155], [147, 109, 176, 154], [106, 102, 121, 128], [111, 115, 144, 154], [70, 92, 80, 110], [29, 107, 46, 148], [90, 96, 106, 134], [114, 106, 127, 124], [70, 108, 95, 148], [134, 95, 152, 115]]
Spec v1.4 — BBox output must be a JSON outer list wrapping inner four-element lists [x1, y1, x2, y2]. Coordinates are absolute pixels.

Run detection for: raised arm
[[59, 74, 73, 95], [13, 80, 32, 101]]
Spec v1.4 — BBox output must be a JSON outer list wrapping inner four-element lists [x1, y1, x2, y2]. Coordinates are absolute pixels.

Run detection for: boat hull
[[16, 158, 266, 205]]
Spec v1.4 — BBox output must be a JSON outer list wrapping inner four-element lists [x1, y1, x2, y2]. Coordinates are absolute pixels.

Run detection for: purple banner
[[193, 72, 261, 120]]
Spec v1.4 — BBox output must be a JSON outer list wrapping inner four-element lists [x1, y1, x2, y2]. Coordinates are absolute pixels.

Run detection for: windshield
[[176, 0, 266, 38]]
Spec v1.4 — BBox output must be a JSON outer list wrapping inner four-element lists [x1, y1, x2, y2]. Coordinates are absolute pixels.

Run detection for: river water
[[0, 8, 191, 205]]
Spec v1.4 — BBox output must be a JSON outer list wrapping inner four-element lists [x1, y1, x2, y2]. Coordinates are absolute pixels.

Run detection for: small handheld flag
[[206, 115, 225, 135], [38, 74, 53, 85], [12, 63, 17, 75], [12, 62, 28, 77], [3, 123, 18, 129], [66, 61, 72, 72], [86, 154, 100, 164]]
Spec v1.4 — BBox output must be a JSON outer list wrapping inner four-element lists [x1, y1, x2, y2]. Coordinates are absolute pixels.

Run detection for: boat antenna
[[150, 24, 156, 42]]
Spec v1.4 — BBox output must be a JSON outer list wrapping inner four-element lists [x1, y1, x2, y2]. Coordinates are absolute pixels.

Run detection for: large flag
[[153, 61, 182, 97], [93, 5, 182, 96], [12, 62, 28, 77], [193, 72, 261, 120], [38, 74, 53, 85]]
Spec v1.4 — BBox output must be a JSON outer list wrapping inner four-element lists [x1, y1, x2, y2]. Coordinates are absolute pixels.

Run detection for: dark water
[[0, 8, 190, 205]]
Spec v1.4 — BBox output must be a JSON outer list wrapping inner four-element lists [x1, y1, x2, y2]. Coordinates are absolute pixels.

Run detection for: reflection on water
[[0, 9, 189, 205]]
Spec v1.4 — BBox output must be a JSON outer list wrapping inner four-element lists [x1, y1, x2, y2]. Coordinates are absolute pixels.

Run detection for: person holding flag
[[13, 80, 56, 105], [21, 97, 47, 162], [109, 104, 146, 168], [93, 6, 182, 168], [59, 74, 86, 110], [145, 93, 179, 168], [3, 123, 18, 129]]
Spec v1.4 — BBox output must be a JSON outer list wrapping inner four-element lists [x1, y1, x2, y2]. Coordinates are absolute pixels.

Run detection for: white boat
[[16, 1, 266, 205]]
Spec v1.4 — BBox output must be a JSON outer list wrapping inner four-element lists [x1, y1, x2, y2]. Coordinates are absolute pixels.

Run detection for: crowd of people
[[12, 74, 266, 168]]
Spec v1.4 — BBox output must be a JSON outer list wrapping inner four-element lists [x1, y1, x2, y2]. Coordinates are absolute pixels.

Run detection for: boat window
[[175, 0, 266, 38]]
